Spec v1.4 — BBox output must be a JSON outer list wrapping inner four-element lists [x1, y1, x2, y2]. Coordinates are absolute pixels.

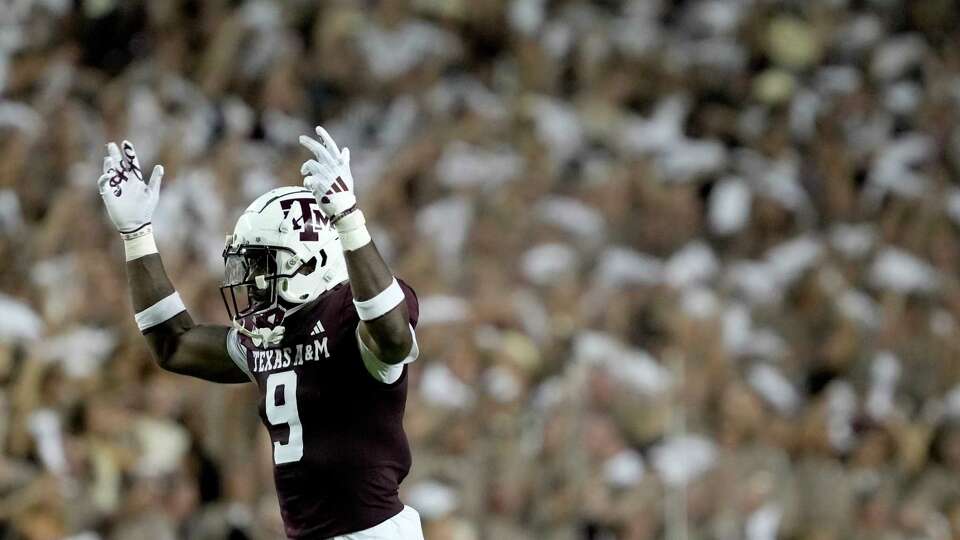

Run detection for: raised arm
[[300, 128, 415, 365], [98, 141, 248, 383]]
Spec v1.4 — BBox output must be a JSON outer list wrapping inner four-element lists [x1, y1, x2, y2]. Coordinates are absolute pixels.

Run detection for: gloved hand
[[299, 126, 357, 221], [97, 140, 164, 234]]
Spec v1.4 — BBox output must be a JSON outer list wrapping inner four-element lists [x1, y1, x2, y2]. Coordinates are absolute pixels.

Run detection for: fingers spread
[[107, 142, 123, 167], [121, 140, 138, 163], [149, 165, 164, 189], [300, 159, 322, 177], [302, 159, 337, 179], [121, 140, 143, 181], [97, 173, 111, 193], [299, 135, 335, 164], [314, 126, 340, 154]]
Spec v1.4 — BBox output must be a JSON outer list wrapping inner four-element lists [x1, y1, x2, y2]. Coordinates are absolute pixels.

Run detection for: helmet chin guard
[[220, 187, 348, 335]]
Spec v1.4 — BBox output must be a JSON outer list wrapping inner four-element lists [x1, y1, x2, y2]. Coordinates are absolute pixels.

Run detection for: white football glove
[[97, 140, 164, 234], [299, 126, 357, 219]]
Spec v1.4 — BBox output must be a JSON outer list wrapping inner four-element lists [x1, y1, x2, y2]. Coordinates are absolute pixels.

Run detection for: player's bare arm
[[300, 127, 415, 365], [97, 141, 247, 383], [342, 242, 412, 363]]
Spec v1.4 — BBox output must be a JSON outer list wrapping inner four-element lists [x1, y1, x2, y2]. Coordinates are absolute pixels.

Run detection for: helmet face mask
[[220, 244, 298, 323]]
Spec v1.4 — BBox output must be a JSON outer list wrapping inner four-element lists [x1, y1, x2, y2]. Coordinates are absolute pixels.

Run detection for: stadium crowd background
[[2, 0, 960, 538]]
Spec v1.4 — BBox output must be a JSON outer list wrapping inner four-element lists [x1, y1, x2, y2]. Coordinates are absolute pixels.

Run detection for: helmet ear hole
[[297, 257, 318, 276], [280, 279, 288, 292]]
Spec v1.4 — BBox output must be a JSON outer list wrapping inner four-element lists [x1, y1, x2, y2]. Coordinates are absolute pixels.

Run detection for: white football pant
[[332, 506, 424, 540]]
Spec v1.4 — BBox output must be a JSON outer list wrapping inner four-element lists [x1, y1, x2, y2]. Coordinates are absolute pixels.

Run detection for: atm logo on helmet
[[279, 198, 328, 241]]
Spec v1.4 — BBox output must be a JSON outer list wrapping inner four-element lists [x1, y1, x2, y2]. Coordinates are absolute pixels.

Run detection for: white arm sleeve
[[226, 328, 255, 382], [356, 324, 419, 384]]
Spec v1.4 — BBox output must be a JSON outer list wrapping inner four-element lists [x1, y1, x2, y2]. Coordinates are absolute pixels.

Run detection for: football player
[[97, 127, 424, 540]]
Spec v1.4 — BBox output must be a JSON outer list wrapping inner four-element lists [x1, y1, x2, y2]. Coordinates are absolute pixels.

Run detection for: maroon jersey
[[228, 280, 419, 539]]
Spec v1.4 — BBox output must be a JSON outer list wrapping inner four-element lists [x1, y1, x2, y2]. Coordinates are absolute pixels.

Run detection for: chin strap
[[233, 320, 285, 348]]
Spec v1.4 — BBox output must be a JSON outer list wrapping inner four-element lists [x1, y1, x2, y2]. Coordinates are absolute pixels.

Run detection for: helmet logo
[[279, 198, 327, 241]]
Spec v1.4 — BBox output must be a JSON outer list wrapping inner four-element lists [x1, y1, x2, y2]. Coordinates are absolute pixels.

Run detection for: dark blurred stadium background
[[2, 0, 960, 538]]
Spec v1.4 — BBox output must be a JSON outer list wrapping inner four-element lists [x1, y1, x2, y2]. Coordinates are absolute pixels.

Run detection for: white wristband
[[353, 278, 405, 321], [135, 292, 186, 331], [122, 225, 158, 261], [335, 210, 371, 252]]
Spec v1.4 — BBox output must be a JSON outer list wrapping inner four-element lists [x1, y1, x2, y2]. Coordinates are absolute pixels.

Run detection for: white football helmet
[[220, 187, 348, 329]]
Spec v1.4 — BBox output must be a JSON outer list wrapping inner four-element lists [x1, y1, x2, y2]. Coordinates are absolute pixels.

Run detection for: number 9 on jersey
[[266, 371, 304, 464]]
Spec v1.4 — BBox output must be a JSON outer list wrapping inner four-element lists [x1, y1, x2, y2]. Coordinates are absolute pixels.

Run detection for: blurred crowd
[[2, 0, 960, 538]]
